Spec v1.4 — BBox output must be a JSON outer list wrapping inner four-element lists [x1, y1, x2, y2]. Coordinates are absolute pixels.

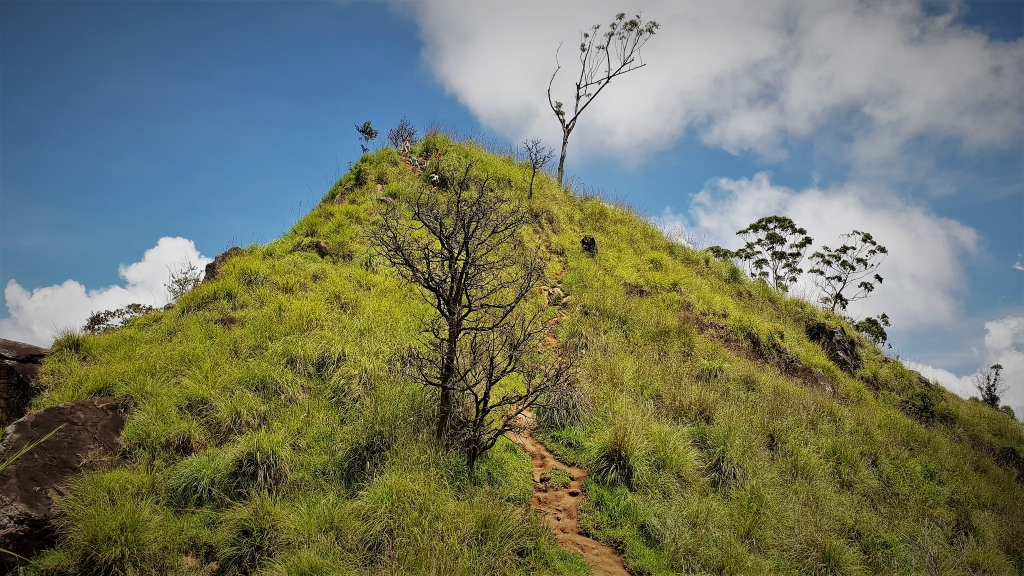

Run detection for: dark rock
[[314, 240, 331, 258], [0, 397, 129, 568], [581, 235, 598, 257], [203, 246, 243, 283], [0, 339, 48, 428], [805, 321, 862, 374], [623, 282, 652, 297], [334, 184, 353, 204], [996, 446, 1024, 484], [214, 315, 238, 329]]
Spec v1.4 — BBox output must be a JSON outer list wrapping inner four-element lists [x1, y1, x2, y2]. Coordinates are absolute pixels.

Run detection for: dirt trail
[[513, 417, 629, 576]]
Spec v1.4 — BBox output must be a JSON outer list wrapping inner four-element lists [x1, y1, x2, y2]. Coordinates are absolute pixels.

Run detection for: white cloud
[[907, 316, 1024, 419], [654, 172, 978, 331], [412, 0, 1023, 171], [904, 361, 975, 399], [0, 237, 210, 347]]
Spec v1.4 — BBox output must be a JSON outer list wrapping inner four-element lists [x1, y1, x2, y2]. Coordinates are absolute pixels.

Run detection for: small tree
[[809, 230, 887, 313], [733, 216, 813, 293], [355, 121, 378, 153], [370, 160, 573, 469], [974, 364, 1007, 409], [855, 313, 891, 346], [165, 258, 203, 302], [522, 139, 555, 199], [83, 303, 155, 334], [548, 12, 659, 186], [387, 117, 418, 149]]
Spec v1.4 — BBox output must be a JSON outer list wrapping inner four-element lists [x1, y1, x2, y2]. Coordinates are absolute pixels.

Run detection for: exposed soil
[[513, 416, 629, 576]]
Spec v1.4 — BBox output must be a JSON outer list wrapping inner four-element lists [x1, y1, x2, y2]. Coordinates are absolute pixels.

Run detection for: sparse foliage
[[83, 303, 155, 334], [974, 364, 1007, 409], [734, 216, 813, 293], [165, 258, 203, 302], [855, 313, 891, 346], [355, 121, 378, 153], [387, 117, 418, 149], [809, 230, 887, 312], [522, 139, 555, 199], [548, 12, 659, 185], [369, 160, 574, 469]]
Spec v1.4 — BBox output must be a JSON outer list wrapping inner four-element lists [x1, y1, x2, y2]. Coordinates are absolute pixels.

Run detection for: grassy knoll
[[23, 133, 1024, 575]]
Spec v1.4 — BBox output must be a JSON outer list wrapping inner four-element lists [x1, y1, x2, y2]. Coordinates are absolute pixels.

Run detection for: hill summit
[[4, 132, 1023, 575]]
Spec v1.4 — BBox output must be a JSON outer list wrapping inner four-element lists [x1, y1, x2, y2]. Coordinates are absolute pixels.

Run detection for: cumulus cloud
[[413, 0, 1023, 171], [907, 316, 1024, 419], [0, 237, 210, 347], [654, 173, 978, 330]]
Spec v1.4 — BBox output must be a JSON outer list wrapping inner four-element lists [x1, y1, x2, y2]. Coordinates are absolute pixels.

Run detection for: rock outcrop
[[0, 397, 129, 568], [805, 321, 863, 374], [203, 246, 244, 282], [0, 339, 48, 427], [581, 235, 598, 257]]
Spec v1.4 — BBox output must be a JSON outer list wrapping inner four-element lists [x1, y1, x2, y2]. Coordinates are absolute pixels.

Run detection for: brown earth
[[513, 416, 629, 576]]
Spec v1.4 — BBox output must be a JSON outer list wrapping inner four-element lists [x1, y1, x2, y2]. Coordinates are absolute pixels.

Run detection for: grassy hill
[[26, 133, 1024, 575]]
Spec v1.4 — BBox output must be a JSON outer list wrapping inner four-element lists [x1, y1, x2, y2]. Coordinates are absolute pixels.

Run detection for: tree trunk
[[556, 128, 570, 187], [437, 388, 454, 441], [436, 316, 460, 442]]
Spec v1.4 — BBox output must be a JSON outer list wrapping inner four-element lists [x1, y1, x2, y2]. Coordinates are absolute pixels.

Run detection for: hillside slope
[[21, 134, 1024, 575]]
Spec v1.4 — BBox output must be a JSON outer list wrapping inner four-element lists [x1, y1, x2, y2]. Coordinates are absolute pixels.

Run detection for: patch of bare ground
[[513, 415, 630, 576]]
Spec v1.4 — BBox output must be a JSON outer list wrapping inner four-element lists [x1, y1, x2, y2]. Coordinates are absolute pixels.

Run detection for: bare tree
[[387, 117, 418, 149], [523, 139, 555, 199], [369, 160, 573, 468], [548, 12, 659, 186], [808, 230, 887, 312], [165, 258, 203, 302]]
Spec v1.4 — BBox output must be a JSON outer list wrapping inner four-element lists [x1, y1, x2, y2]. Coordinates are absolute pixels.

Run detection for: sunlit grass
[[26, 133, 1024, 575]]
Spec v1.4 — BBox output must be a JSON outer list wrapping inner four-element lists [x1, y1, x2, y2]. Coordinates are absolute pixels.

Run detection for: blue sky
[[1, 0, 1022, 412]]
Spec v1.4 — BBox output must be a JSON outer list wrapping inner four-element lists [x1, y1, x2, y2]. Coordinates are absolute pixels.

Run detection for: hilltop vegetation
[[22, 132, 1024, 575]]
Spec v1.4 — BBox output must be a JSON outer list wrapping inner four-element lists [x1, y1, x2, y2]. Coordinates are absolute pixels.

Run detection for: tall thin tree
[[808, 230, 887, 313], [548, 12, 659, 186], [523, 139, 554, 199]]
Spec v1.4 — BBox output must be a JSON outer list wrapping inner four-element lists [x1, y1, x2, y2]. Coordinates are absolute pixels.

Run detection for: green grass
[[23, 132, 1024, 575], [540, 466, 574, 490]]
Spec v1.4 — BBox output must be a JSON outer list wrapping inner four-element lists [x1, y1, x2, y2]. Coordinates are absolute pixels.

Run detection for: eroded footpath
[[513, 422, 629, 576]]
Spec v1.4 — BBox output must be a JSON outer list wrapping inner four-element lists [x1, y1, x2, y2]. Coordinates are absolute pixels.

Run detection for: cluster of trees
[[710, 215, 891, 343], [711, 216, 1014, 414]]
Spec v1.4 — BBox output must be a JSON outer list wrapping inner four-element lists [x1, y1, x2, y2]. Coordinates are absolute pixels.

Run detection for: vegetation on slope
[[24, 132, 1024, 575]]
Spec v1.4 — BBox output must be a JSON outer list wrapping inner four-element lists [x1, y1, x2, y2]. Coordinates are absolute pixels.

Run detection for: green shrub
[[167, 452, 226, 508], [218, 494, 289, 575], [225, 430, 293, 496]]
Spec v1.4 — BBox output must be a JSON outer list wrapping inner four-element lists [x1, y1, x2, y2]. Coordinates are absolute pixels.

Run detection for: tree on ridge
[[548, 12, 659, 186]]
